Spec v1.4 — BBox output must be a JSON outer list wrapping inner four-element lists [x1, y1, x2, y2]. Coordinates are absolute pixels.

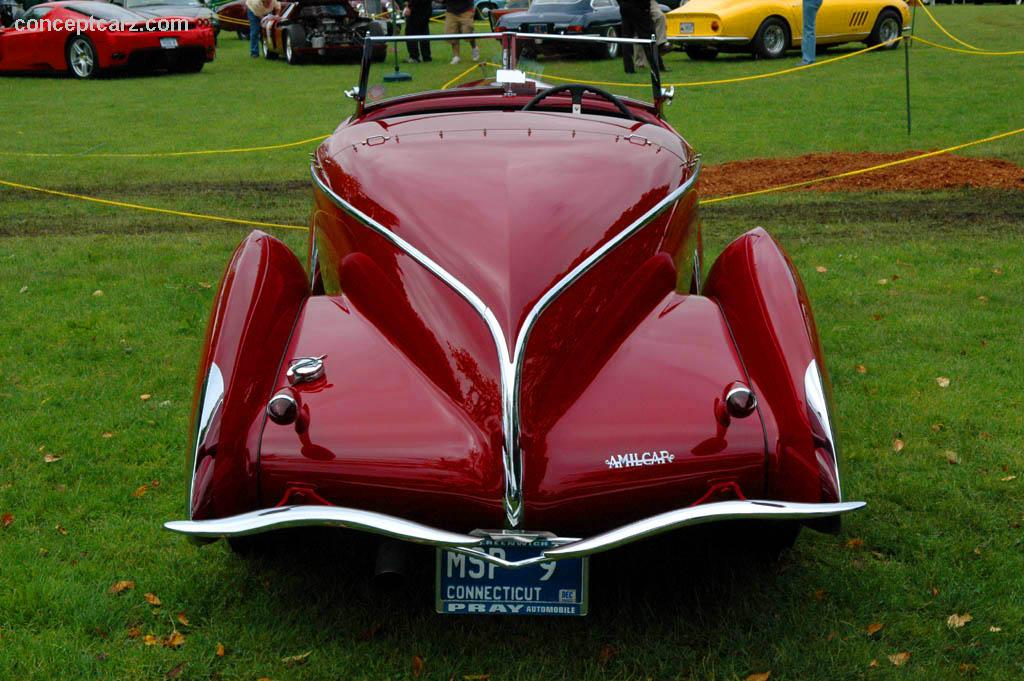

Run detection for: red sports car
[[0, 1, 215, 77], [166, 33, 863, 616], [258, 0, 387, 64]]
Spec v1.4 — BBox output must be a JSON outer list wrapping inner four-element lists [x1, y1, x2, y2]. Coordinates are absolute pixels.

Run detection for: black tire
[[866, 8, 901, 48], [475, 1, 495, 19], [684, 44, 718, 60], [730, 521, 802, 559], [599, 25, 619, 59], [752, 16, 789, 59], [66, 35, 99, 79], [284, 26, 305, 64], [261, 32, 277, 59]]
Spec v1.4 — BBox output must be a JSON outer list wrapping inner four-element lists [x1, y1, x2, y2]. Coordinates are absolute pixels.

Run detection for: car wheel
[[866, 8, 901, 48], [66, 35, 99, 79], [261, 32, 277, 59], [684, 44, 718, 60], [475, 1, 495, 19], [284, 31, 302, 64], [602, 26, 619, 59], [752, 16, 788, 59]]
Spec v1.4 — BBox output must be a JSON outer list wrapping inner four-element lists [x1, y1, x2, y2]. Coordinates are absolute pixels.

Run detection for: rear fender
[[704, 228, 841, 507], [188, 231, 309, 521]]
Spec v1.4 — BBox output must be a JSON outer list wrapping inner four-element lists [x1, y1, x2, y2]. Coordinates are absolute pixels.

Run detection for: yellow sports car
[[666, 0, 910, 60]]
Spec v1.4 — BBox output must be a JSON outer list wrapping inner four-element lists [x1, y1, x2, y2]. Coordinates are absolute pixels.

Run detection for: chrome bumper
[[667, 36, 750, 44], [164, 499, 865, 569]]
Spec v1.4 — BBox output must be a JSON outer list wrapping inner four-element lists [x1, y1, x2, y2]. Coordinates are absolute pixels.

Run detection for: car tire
[[752, 16, 788, 59], [684, 44, 718, 60], [284, 28, 303, 64], [866, 8, 901, 48], [261, 32, 277, 59], [66, 35, 99, 79], [475, 1, 496, 19], [601, 26, 619, 59]]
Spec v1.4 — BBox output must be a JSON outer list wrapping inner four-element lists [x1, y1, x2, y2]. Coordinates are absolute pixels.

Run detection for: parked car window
[[590, 0, 611, 7], [125, 0, 203, 6], [22, 5, 53, 19], [533, 0, 579, 5], [65, 2, 145, 20]]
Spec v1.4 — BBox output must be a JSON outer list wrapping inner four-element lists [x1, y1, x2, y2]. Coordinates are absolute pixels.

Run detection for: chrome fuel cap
[[286, 355, 326, 385]]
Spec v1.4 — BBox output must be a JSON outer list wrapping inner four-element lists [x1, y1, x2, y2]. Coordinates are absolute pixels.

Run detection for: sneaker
[[450, 55, 461, 64], [405, 57, 420, 63], [471, 46, 480, 61]]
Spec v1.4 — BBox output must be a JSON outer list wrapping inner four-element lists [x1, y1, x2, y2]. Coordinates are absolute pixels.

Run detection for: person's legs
[[248, 8, 261, 57], [801, 0, 822, 63], [406, 11, 421, 61], [620, 4, 637, 73], [445, 11, 461, 62], [458, 9, 478, 60], [632, 5, 655, 70], [411, 9, 431, 60]]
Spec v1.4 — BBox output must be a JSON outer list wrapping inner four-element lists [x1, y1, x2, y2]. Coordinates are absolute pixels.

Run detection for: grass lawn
[[1, 5, 1024, 680]]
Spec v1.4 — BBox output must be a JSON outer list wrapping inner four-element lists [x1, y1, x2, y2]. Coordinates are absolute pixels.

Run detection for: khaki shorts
[[444, 9, 475, 34]]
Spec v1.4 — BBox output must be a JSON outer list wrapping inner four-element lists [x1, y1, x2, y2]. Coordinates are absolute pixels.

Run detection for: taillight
[[566, 24, 583, 33], [494, 24, 507, 31], [710, 20, 719, 31]]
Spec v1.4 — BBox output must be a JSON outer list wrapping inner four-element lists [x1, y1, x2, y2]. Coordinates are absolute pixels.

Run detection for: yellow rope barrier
[[917, 2, 981, 52], [441, 62, 488, 89], [700, 125, 1024, 205], [911, 35, 1024, 57], [0, 135, 329, 159], [0, 178, 308, 231]]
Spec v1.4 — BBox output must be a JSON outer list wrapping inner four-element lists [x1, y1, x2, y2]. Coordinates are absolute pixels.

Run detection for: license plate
[[677, 21, 694, 34], [160, 37, 178, 49], [436, 535, 588, 616], [528, 23, 547, 33]]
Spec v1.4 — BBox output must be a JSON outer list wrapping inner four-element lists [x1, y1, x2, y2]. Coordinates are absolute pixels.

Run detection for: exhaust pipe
[[373, 539, 408, 588]]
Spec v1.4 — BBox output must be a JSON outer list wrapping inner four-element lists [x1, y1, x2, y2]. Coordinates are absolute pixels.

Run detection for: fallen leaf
[[813, 588, 826, 601], [597, 644, 617, 667], [945, 451, 960, 465], [143, 634, 159, 646], [992, 267, 1003, 275], [866, 622, 884, 636], [856, 364, 867, 374], [973, 546, 983, 556], [216, 642, 225, 656], [888, 652, 911, 667], [97, 652, 108, 661], [132, 485, 149, 498], [281, 651, 310, 666], [164, 631, 186, 648], [815, 266, 827, 273], [412, 655, 425, 678], [93, 290, 104, 297], [746, 673, 771, 681], [19, 286, 28, 293], [176, 612, 189, 627], [127, 627, 142, 639], [980, 432, 992, 440], [868, 659, 879, 668], [1001, 475, 1017, 482], [55, 524, 68, 535], [977, 295, 989, 303], [826, 631, 838, 641], [877, 278, 889, 285], [846, 538, 864, 550], [43, 454, 62, 463], [463, 676, 491, 681], [959, 663, 978, 673], [936, 377, 950, 388], [2, 513, 13, 528], [893, 438, 905, 452], [357, 623, 383, 641], [144, 592, 161, 606], [989, 626, 1002, 633], [199, 282, 212, 289], [108, 580, 135, 594], [102, 432, 114, 439], [930, 586, 940, 597], [140, 394, 152, 401], [931, 423, 944, 432], [947, 613, 973, 629], [165, 663, 185, 679], [872, 313, 883, 321]]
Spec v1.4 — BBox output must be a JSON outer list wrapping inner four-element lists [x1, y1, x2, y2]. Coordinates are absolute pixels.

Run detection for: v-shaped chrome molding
[[311, 156, 701, 527]]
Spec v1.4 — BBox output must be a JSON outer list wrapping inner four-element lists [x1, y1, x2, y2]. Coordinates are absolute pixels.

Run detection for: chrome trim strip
[[667, 35, 749, 43], [165, 498, 865, 568], [365, 32, 656, 45], [187, 362, 223, 520], [311, 159, 701, 528], [804, 359, 841, 499]]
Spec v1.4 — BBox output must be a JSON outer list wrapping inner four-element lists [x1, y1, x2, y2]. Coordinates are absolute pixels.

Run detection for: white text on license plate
[[160, 37, 178, 49]]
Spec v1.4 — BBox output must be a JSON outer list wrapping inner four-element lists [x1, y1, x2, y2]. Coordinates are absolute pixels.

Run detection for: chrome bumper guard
[[164, 499, 865, 569]]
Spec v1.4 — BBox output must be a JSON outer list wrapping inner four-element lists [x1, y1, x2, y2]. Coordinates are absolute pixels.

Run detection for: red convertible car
[[166, 33, 863, 615], [0, 1, 215, 77]]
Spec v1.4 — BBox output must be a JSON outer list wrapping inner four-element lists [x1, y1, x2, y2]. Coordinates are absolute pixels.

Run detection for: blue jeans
[[248, 8, 261, 56], [802, 0, 822, 63]]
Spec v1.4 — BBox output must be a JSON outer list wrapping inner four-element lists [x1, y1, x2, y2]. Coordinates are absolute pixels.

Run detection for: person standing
[[801, 0, 823, 64], [246, 0, 280, 58], [403, 0, 433, 62], [619, 0, 655, 74], [632, 0, 668, 71], [445, 0, 479, 64]]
